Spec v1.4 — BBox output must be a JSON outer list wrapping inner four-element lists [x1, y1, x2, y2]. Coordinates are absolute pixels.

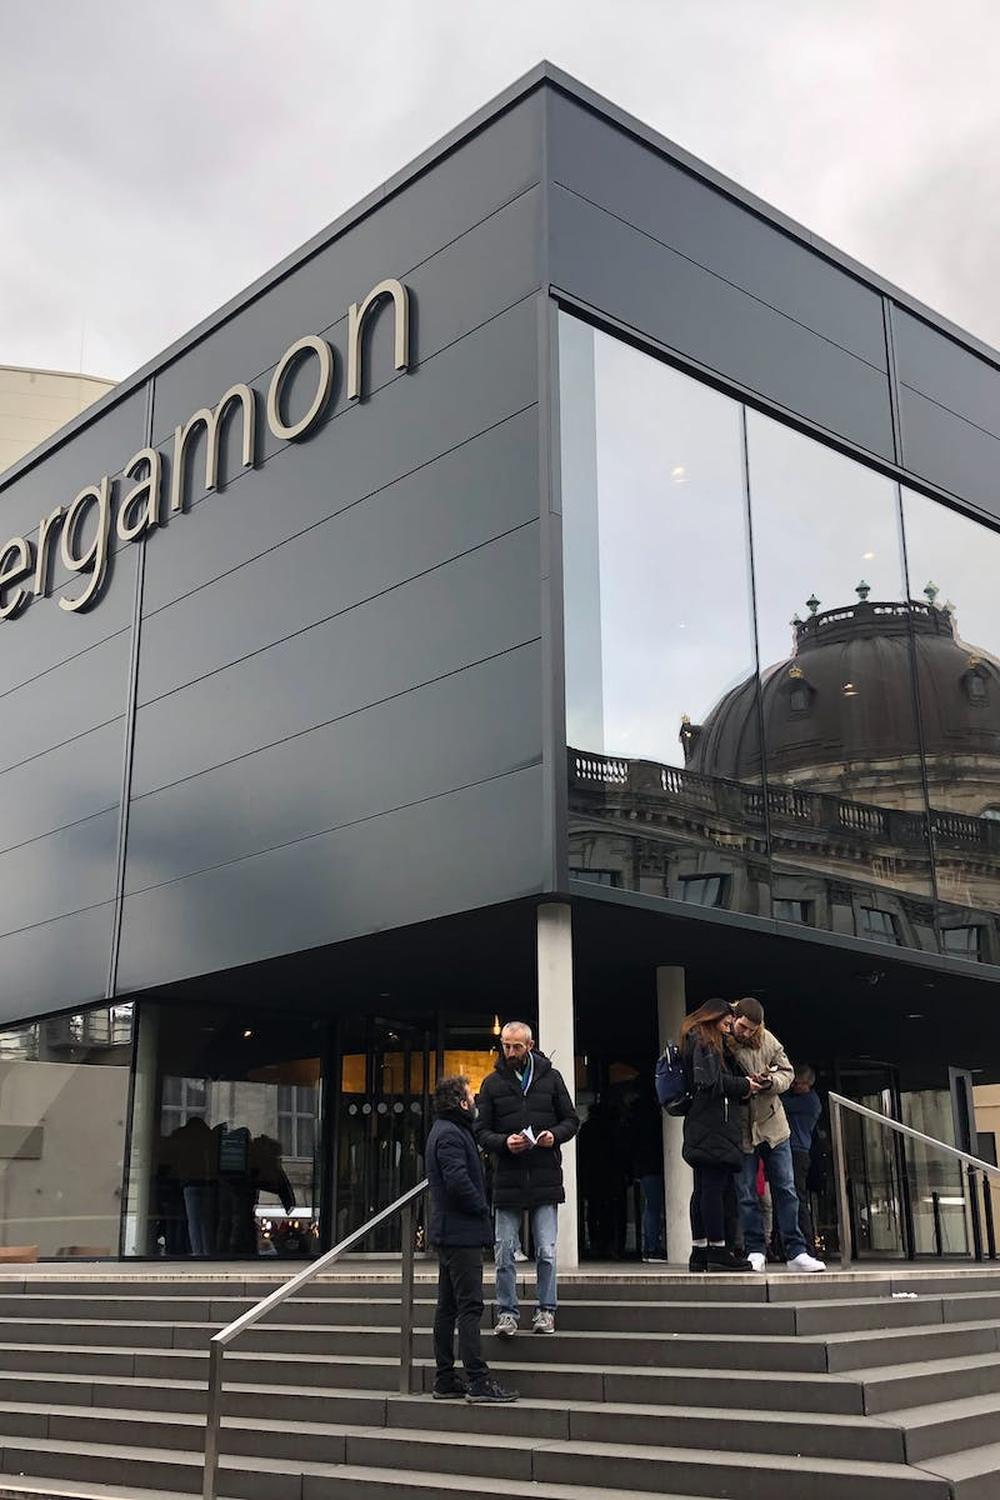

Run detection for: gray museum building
[[2, 63, 1000, 1265]]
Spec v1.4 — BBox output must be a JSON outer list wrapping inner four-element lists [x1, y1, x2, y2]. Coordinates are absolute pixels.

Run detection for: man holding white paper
[[475, 1021, 580, 1336]]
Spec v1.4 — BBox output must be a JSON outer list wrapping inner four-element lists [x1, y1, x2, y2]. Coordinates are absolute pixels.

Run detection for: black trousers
[[689, 1163, 733, 1244], [792, 1149, 815, 1250], [433, 1246, 489, 1382]]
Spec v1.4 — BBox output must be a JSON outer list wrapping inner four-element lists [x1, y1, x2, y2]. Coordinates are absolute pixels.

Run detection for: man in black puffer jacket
[[475, 1022, 580, 1336], [425, 1076, 518, 1403]]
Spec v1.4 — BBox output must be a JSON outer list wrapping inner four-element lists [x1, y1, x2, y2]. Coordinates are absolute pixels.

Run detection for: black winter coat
[[426, 1107, 492, 1249], [681, 1038, 751, 1170], [475, 1053, 580, 1209]]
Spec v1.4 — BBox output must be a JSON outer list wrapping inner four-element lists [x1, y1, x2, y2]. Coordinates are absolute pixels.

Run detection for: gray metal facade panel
[[547, 92, 888, 372], [549, 184, 895, 458], [149, 94, 544, 443], [137, 408, 540, 704], [0, 558, 135, 700], [897, 383, 1000, 522], [0, 904, 116, 1026], [116, 764, 545, 993], [894, 307, 1000, 441], [125, 642, 542, 895], [0, 719, 124, 857], [129, 520, 542, 799], [0, 631, 130, 778], [141, 277, 540, 618], [0, 809, 119, 939]]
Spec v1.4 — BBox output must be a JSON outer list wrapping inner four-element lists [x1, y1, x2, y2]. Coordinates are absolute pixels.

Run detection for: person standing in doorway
[[730, 998, 826, 1273], [425, 1075, 518, 1404], [680, 999, 758, 1272], [476, 1021, 580, 1335], [783, 1063, 823, 1253]]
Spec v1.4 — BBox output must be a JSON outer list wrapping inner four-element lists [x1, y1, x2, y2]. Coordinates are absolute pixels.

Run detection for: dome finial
[[924, 581, 939, 606], [856, 580, 871, 601], [806, 593, 820, 616]]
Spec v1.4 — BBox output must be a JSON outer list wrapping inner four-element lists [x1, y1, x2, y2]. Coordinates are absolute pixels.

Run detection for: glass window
[[941, 925, 982, 959], [900, 490, 1000, 955], [774, 898, 811, 925], [678, 875, 726, 907], [746, 413, 934, 950], [860, 907, 900, 944], [123, 1004, 323, 1259], [0, 1004, 134, 1258], [559, 313, 767, 915]]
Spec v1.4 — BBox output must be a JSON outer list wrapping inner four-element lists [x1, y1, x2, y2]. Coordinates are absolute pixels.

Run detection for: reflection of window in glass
[[161, 1076, 208, 1132], [679, 875, 726, 907], [983, 807, 1000, 822], [941, 926, 982, 959], [277, 1084, 317, 1159], [860, 907, 899, 944], [774, 898, 811, 925], [569, 867, 622, 887]]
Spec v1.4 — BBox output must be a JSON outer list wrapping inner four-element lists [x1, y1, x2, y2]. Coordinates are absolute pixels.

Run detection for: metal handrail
[[202, 1177, 428, 1500], [828, 1092, 1000, 1266]]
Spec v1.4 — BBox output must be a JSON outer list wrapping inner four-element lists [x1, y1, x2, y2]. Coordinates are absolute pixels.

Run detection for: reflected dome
[[683, 589, 1000, 812]]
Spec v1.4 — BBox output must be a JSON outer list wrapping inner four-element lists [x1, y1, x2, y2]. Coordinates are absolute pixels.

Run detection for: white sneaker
[[787, 1252, 826, 1273], [494, 1312, 518, 1336], [747, 1252, 766, 1273]]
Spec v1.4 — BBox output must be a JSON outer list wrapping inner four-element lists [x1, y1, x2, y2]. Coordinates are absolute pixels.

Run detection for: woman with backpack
[[679, 999, 761, 1272]]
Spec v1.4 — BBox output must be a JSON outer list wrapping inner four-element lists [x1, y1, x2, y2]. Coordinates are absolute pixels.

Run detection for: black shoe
[[465, 1375, 519, 1404], [707, 1246, 753, 1273], [432, 1376, 469, 1400], [688, 1245, 708, 1273]]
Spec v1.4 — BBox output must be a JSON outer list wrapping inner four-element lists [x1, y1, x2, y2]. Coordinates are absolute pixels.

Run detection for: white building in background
[[0, 364, 115, 474]]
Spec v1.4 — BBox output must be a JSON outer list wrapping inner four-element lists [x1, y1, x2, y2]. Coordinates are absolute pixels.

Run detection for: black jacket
[[425, 1106, 492, 1248], [475, 1052, 580, 1209], [681, 1037, 751, 1170]]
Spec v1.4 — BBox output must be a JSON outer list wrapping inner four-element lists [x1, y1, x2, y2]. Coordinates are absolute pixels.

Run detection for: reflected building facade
[[562, 318, 1000, 964]]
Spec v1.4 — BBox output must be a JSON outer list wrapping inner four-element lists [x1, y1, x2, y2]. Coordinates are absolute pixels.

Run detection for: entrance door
[[835, 1061, 909, 1259], [335, 1015, 433, 1249]]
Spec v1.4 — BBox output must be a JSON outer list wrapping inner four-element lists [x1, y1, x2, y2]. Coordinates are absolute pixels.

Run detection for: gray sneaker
[[494, 1312, 518, 1337], [532, 1309, 555, 1334]]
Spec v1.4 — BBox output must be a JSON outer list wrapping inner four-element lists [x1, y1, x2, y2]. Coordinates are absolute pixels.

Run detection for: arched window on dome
[[982, 807, 1000, 822], [784, 669, 814, 719], [961, 662, 990, 708]]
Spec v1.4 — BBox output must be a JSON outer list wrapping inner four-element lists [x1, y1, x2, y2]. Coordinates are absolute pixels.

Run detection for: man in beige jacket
[[730, 998, 825, 1273]]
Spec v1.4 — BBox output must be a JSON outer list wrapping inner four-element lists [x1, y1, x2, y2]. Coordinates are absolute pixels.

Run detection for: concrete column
[[122, 1004, 159, 1256], [536, 903, 579, 1269], [657, 966, 692, 1265]]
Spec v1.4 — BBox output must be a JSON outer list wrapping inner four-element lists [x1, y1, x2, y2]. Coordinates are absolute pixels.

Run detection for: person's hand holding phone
[[507, 1133, 532, 1153]]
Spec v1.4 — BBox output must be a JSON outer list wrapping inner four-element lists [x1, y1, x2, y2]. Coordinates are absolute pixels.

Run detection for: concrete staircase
[[0, 1266, 996, 1499]]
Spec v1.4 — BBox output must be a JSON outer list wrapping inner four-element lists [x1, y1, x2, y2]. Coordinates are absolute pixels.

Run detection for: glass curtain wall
[[123, 1003, 324, 1258], [0, 1004, 134, 1257], [559, 310, 1000, 960], [559, 315, 767, 915]]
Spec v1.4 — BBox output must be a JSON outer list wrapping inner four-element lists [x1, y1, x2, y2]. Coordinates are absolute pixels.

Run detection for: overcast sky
[[3, 0, 999, 382]]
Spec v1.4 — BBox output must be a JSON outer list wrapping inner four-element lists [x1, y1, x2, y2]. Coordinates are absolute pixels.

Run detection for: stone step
[[819, 1319, 1000, 1373], [885, 1392, 1000, 1462], [0, 1431, 953, 1500], [861, 1353, 1000, 1415], [0, 1393, 905, 1466], [913, 1439, 1000, 1500]]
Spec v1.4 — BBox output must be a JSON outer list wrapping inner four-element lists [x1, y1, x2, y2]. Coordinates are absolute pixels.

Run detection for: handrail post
[[202, 1339, 224, 1500], [932, 1192, 943, 1256], [399, 1197, 416, 1394], [969, 1166, 984, 1262], [830, 1095, 853, 1266], [984, 1173, 998, 1261]]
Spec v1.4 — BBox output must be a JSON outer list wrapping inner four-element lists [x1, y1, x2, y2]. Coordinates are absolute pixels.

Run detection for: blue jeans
[[639, 1173, 665, 1256], [495, 1204, 558, 1317], [737, 1140, 806, 1260]]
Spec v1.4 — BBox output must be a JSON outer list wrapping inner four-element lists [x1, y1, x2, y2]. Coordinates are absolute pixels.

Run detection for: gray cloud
[[3, 0, 1000, 379]]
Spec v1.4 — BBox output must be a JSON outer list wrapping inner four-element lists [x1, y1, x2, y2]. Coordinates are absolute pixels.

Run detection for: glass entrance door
[[836, 1061, 909, 1259], [335, 1015, 433, 1250]]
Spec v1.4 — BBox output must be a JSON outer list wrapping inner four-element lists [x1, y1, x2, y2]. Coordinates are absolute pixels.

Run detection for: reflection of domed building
[[569, 585, 1000, 961], [683, 584, 1000, 821]]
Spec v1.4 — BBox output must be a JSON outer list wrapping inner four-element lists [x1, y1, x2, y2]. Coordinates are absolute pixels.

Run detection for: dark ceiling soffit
[[6, 61, 1000, 497], [566, 877, 1000, 989]]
